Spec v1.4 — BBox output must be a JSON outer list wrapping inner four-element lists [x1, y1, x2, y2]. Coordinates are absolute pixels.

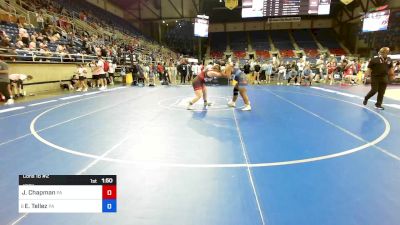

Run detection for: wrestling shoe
[[204, 101, 212, 107], [242, 105, 251, 111], [4, 99, 14, 105], [227, 101, 236, 107], [187, 104, 194, 110]]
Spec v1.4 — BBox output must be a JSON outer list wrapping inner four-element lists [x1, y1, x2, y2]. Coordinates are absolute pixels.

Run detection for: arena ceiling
[[109, 0, 389, 23], [110, 0, 201, 22]]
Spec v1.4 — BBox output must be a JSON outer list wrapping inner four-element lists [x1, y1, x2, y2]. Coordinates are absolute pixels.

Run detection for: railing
[[0, 48, 154, 64], [0, 49, 108, 63]]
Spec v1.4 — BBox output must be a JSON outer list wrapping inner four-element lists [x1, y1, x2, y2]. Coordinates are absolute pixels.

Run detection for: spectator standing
[[178, 60, 188, 84], [76, 64, 88, 92], [0, 60, 13, 105], [9, 74, 33, 97], [253, 60, 261, 84], [36, 12, 45, 30]]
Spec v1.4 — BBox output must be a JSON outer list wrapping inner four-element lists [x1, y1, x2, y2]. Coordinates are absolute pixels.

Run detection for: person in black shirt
[[0, 59, 13, 105], [243, 61, 251, 75], [253, 61, 261, 84], [363, 47, 395, 110], [177, 60, 188, 84], [187, 63, 193, 82]]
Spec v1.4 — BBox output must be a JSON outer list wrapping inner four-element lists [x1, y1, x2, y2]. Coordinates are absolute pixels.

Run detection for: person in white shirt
[[266, 61, 274, 84], [148, 63, 155, 86], [15, 37, 24, 49], [29, 39, 37, 50], [76, 64, 88, 92], [191, 63, 198, 80], [143, 63, 150, 85], [277, 63, 286, 85], [169, 62, 177, 84], [9, 73, 33, 97], [95, 46, 101, 56], [56, 44, 64, 53], [206, 62, 213, 71], [297, 59, 305, 77], [36, 12, 44, 30], [301, 64, 313, 85], [96, 56, 107, 90], [89, 60, 98, 88], [249, 60, 254, 74], [18, 26, 29, 46], [108, 60, 117, 85]]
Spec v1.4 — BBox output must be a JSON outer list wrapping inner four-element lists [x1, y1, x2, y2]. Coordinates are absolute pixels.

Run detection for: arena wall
[[8, 63, 93, 94], [86, 0, 124, 18]]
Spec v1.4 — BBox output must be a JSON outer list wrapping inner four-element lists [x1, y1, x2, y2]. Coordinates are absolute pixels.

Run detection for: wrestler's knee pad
[[233, 87, 239, 96]]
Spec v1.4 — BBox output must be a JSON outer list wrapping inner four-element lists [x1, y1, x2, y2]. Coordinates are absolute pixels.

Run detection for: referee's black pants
[[364, 76, 388, 107], [180, 73, 186, 84]]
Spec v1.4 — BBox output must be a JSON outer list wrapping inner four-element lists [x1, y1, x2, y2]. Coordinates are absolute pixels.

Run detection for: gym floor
[[1, 84, 400, 225]]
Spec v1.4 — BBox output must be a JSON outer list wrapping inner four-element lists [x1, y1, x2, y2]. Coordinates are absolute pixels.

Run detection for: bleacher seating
[[292, 30, 318, 49], [229, 31, 247, 51], [312, 29, 347, 56], [250, 31, 270, 51], [233, 51, 246, 58], [329, 48, 347, 56], [280, 50, 295, 58], [0, 19, 83, 59], [304, 49, 319, 57], [270, 30, 293, 50], [255, 50, 270, 59], [313, 29, 341, 49], [208, 29, 352, 60], [281, 57, 297, 64], [210, 32, 227, 52], [210, 51, 224, 59], [55, 0, 142, 37]]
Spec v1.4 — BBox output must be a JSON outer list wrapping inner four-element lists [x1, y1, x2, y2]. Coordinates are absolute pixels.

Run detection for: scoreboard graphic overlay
[[19, 175, 117, 213]]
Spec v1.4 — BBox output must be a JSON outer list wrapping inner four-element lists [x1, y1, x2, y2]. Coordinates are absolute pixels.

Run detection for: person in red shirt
[[187, 62, 231, 110], [157, 62, 164, 81], [325, 58, 337, 85], [342, 60, 357, 85]]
